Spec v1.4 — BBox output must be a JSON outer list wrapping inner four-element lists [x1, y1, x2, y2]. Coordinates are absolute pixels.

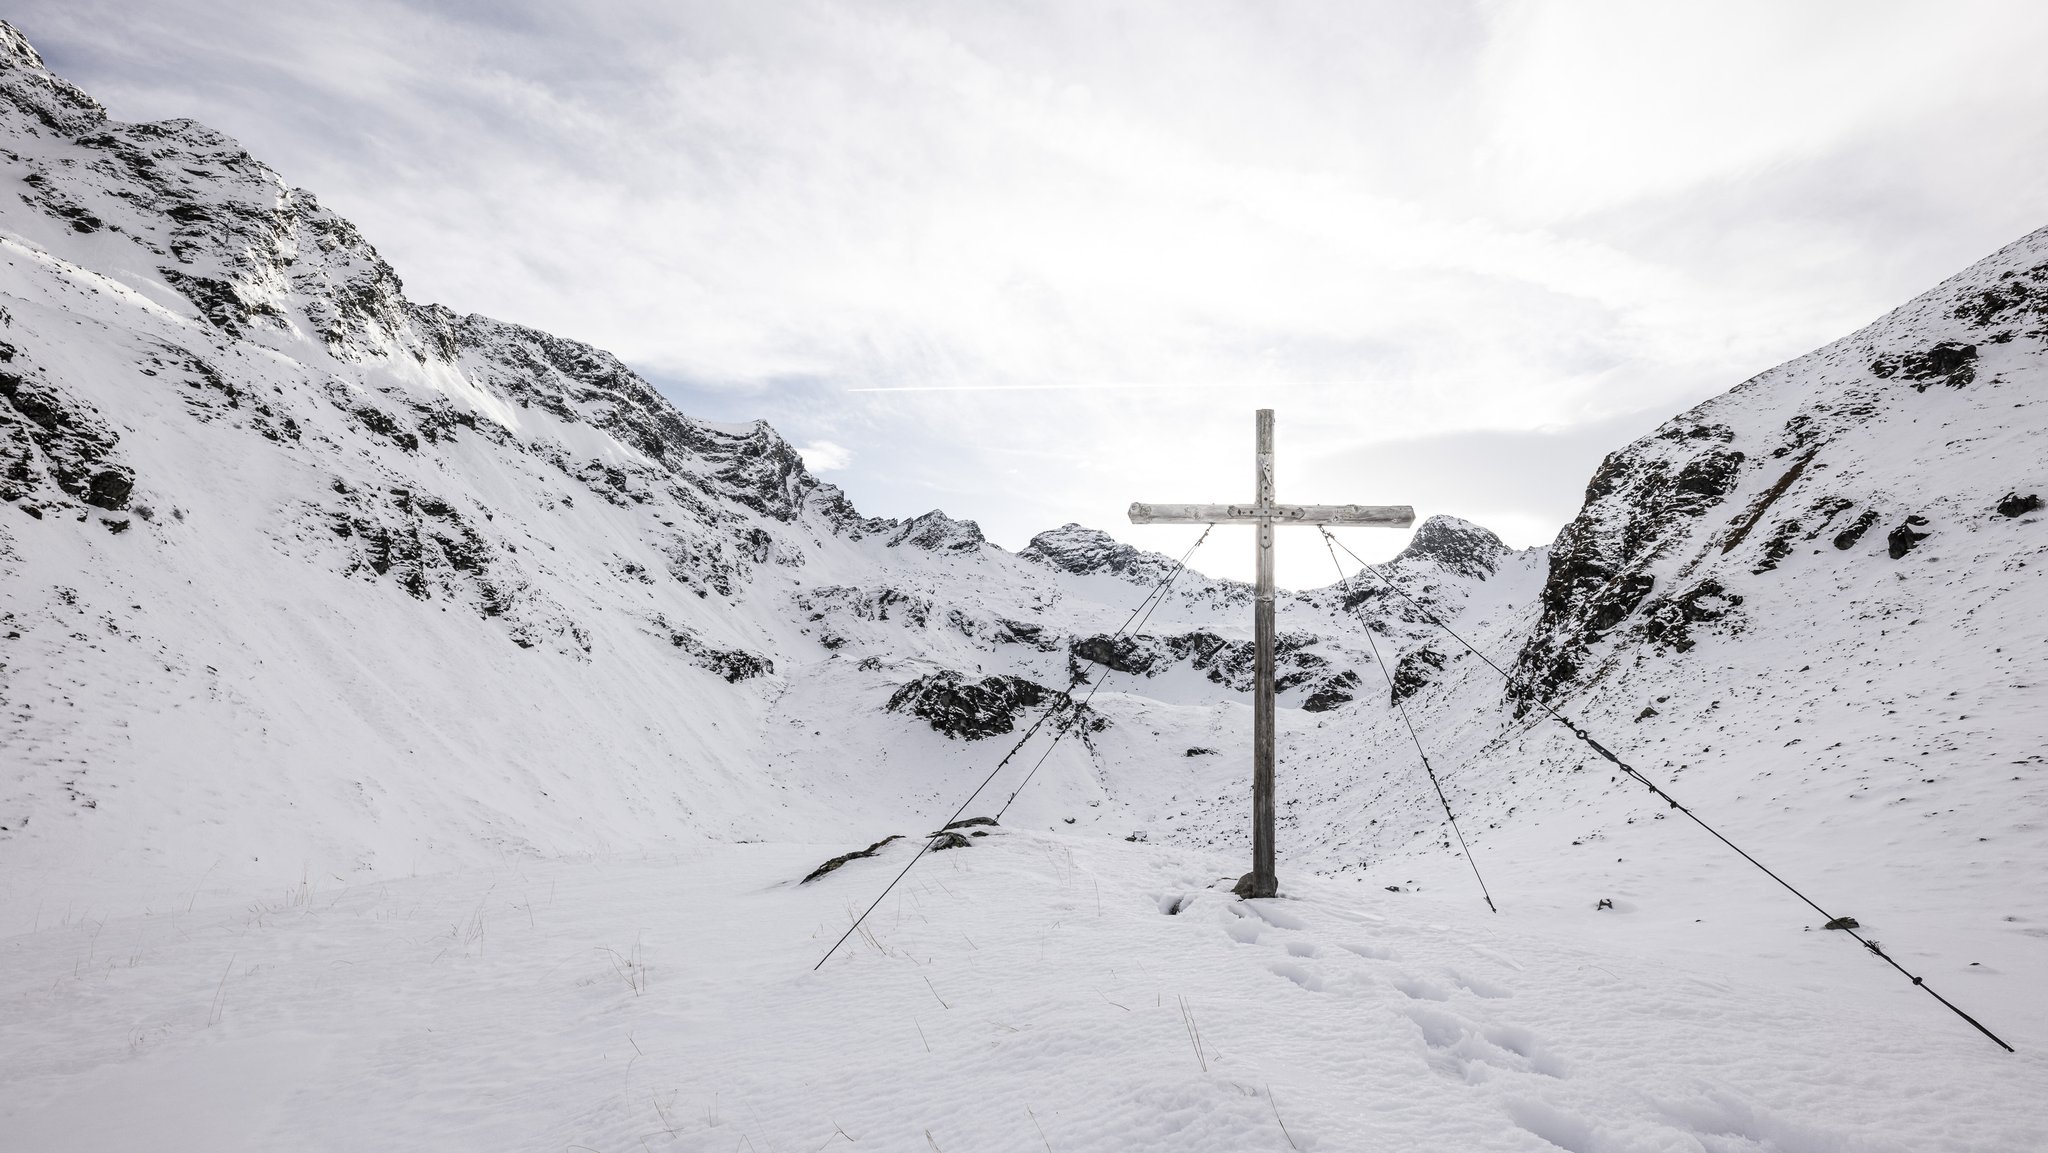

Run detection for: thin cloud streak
[[842, 382, 1319, 393]]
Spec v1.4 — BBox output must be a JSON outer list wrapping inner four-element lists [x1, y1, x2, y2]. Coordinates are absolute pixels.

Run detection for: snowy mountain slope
[[0, 24, 1533, 922], [1247, 228, 2048, 1067]]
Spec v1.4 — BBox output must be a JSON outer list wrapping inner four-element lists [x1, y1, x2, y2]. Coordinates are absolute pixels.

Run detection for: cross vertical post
[[1251, 410, 1278, 897], [1128, 410, 1414, 899]]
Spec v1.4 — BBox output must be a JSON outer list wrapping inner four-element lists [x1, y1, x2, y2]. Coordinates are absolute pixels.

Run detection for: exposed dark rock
[[1722, 451, 1817, 555], [941, 817, 998, 831], [887, 672, 1099, 741], [801, 835, 903, 883], [0, 363, 134, 512], [83, 466, 133, 511], [886, 510, 985, 551], [1021, 523, 1245, 596], [311, 485, 605, 657], [1581, 450, 1629, 505], [660, 621, 773, 682], [1673, 449, 1746, 509], [0, 23, 110, 135], [1833, 509, 1880, 550], [1638, 579, 1745, 653], [695, 644, 774, 683], [1390, 647, 1445, 704], [1952, 262, 2048, 332], [1302, 669, 1361, 712], [1751, 522, 1800, 573], [1020, 523, 1158, 576], [1162, 631, 1231, 672], [1510, 424, 1752, 705], [1887, 516, 1931, 559], [1872, 342, 1978, 391], [1391, 516, 1508, 579], [1069, 633, 1159, 676], [19, 171, 104, 233], [1184, 746, 1218, 757], [1997, 492, 2041, 518], [1518, 534, 1659, 703], [927, 831, 972, 851], [1584, 572, 1657, 633], [994, 618, 1059, 650], [1062, 629, 1328, 694], [1823, 916, 1860, 931], [351, 405, 419, 452], [159, 267, 280, 336], [798, 585, 931, 628], [1175, 630, 1327, 693]]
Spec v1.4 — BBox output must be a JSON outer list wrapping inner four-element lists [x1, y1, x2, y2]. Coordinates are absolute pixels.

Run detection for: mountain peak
[[886, 510, 985, 552], [0, 21, 107, 136], [1390, 514, 1509, 579], [1021, 523, 1166, 579]]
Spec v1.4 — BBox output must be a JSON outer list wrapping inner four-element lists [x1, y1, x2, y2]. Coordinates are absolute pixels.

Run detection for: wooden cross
[[1130, 409, 1413, 898]]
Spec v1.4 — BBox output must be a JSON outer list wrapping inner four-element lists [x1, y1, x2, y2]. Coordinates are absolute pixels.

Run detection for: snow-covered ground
[[6, 832, 2044, 1151], [1, 19, 2044, 1150]]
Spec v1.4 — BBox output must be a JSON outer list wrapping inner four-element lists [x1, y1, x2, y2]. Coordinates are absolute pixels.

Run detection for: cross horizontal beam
[[1127, 501, 1415, 527]]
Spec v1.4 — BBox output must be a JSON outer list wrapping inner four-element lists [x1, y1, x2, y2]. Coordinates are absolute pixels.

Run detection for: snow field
[[4, 829, 2042, 1152]]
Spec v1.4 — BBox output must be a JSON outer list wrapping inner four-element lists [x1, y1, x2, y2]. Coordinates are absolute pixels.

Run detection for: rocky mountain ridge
[[0, 25, 1542, 917], [1512, 229, 2048, 710]]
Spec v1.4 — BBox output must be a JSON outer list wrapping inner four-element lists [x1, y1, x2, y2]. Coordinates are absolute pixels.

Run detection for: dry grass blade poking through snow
[[596, 939, 645, 996], [205, 952, 235, 1027], [1178, 995, 1207, 1072]]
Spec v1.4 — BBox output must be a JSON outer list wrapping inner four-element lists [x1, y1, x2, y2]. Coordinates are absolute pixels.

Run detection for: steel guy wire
[[813, 525, 1215, 971], [1320, 529, 1496, 912], [1319, 527, 2013, 1052]]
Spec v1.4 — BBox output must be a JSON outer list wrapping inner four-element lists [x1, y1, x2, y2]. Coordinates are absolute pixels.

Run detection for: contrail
[[844, 381, 1329, 393]]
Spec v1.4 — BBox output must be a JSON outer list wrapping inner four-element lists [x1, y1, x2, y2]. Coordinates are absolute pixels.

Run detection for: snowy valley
[[1, 23, 2044, 1151]]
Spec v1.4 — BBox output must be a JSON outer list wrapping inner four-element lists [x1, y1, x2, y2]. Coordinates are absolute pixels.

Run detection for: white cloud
[[796, 441, 853, 473]]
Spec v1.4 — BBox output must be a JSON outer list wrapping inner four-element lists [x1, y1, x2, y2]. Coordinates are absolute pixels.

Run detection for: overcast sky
[[16, 1, 2048, 584]]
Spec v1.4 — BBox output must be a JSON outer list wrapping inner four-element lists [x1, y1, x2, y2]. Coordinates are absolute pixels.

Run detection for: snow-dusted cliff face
[[1512, 233, 2048, 711], [0, 27, 1541, 916]]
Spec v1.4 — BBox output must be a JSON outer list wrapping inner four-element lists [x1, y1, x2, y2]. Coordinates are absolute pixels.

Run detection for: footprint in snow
[[1339, 941, 1396, 961], [1243, 901, 1310, 930], [1504, 1098, 1600, 1152], [1484, 1023, 1567, 1076], [1268, 959, 1325, 991], [1448, 967, 1513, 999], [1657, 1089, 1860, 1153], [1152, 892, 1192, 915], [1406, 1006, 1569, 1082], [1392, 974, 1450, 1001]]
